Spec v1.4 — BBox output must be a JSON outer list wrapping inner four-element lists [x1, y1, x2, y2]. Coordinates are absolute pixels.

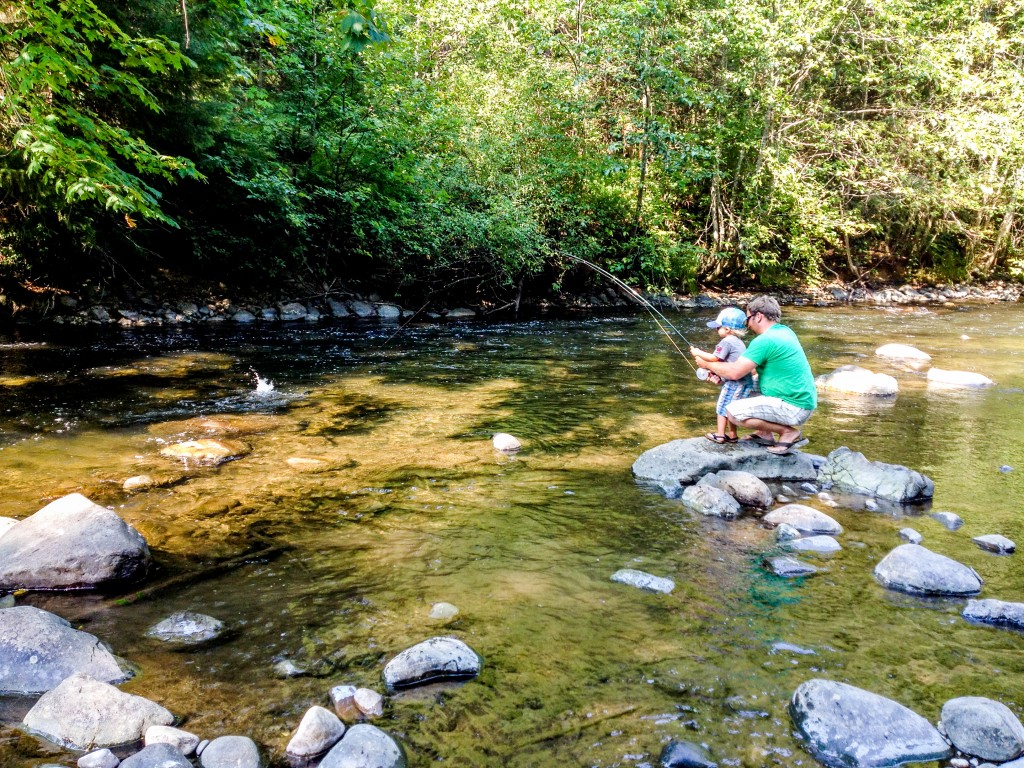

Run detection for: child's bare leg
[[717, 414, 734, 439]]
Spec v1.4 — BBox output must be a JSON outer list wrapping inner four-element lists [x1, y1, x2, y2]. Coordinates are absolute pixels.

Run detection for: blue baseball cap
[[707, 307, 747, 331]]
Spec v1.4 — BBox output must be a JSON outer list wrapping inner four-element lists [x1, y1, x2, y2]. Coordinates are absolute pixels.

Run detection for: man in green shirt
[[692, 295, 816, 455]]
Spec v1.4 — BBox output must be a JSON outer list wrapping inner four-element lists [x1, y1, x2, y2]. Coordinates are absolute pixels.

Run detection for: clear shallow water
[[0, 303, 1022, 767]]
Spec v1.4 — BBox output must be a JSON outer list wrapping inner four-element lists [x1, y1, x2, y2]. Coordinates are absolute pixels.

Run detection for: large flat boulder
[[874, 544, 982, 596], [941, 696, 1024, 761], [790, 679, 952, 767], [633, 438, 817, 497], [0, 494, 150, 591], [962, 598, 1024, 630], [817, 447, 933, 503], [23, 673, 173, 750], [0, 606, 132, 694], [816, 365, 899, 397]]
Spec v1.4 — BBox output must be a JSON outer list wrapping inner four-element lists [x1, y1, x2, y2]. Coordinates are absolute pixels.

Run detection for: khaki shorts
[[725, 395, 813, 427]]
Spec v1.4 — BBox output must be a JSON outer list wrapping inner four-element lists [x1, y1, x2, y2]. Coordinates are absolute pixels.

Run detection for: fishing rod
[[562, 254, 700, 372]]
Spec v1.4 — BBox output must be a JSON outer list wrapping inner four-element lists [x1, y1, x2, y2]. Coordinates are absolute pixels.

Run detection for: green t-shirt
[[742, 323, 817, 411]]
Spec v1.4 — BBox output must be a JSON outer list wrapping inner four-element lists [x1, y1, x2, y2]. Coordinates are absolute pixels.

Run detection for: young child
[[690, 307, 755, 443]]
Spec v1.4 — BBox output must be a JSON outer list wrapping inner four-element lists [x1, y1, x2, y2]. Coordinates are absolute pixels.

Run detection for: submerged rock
[[610, 569, 675, 594], [926, 368, 996, 388], [23, 673, 173, 750], [145, 725, 200, 755], [790, 679, 952, 768], [382, 637, 481, 691], [765, 556, 819, 578], [0, 493, 150, 591], [428, 602, 459, 621], [941, 696, 1024, 762], [874, 544, 982, 596], [681, 484, 740, 519], [816, 365, 899, 397], [0, 606, 132, 694], [160, 439, 250, 466], [875, 343, 932, 363], [633, 437, 817, 497], [785, 536, 842, 555], [963, 599, 1024, 630], [931, 511, 964, 530], [763, 504, 842, 536], [318, 724, 405, 768], [287, 706, 346, 758], [973, 534, 1015, 554], [147, 612, 226, 646], [660, 739, 717, 767], [817, 447, 934, 503], [696, 470, 773, 508]]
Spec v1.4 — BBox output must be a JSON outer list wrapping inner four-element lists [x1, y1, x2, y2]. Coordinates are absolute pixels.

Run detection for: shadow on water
[[0, 305, 1022, 767]]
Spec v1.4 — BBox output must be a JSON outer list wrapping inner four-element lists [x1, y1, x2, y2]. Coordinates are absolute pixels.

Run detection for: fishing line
[[563, 254, 700, 373]]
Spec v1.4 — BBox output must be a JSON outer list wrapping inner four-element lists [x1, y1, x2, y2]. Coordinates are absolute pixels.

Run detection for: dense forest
[[1, 0, 1022, 307]]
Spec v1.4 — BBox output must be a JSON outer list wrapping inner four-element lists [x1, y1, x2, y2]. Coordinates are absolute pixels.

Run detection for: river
[[0, 302, 1022, 767]]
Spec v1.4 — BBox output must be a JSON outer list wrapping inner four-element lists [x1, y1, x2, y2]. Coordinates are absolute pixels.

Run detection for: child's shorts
[[717, 380, 753, 417]]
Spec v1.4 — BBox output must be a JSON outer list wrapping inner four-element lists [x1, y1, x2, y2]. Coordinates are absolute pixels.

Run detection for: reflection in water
[[0, 305, 1022, 767]]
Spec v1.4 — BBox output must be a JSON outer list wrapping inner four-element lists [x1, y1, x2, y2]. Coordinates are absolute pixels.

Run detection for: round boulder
[[0, 606, 132, 694], [23, 673, 174, 750], [147, 612, 226, 647], [287, 705, 345, 758], [121, 743, 192, 768], [696, 470, 773, 508], [0, 494, 151, 591], [145, 725, 200, 755], [875, 343, 931, 363], [763, 504, 842, 536], [319, 724, 405, 768], [816, 365, 899, 396], [382, 637, 481, 691], [874, 544, 982, 596], [199, 736, 261, 768], [790, 679, 952, 767], [681, 484, 740, 519], [941, 696, 1024, 762], [785, 535, 842, 555], [492, 433, 521, 452]]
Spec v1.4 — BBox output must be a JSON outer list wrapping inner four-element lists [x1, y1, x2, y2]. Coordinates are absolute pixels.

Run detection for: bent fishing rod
[[562, 254, 700, 373]]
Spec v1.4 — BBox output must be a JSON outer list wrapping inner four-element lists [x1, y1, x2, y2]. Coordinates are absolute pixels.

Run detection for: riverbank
[[2, 279, 1020, 329]]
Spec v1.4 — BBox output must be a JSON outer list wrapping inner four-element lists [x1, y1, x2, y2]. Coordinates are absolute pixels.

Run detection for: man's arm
[[695, 355, 756, 381]]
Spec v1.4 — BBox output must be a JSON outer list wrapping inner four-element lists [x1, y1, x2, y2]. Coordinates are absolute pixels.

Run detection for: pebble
[[273, 660, 306, 678], [428, 602, 459, 621], [864, 498, 879, 511], [899, 528, 923, 545], [492, 433, 522, 452], [78, 750, 119, 768], [931, 511, 965, 530], [800, 483, 817, 493], [999, 465, 1014, 473]]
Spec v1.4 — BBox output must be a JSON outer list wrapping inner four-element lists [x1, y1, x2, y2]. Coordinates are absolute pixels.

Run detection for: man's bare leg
[[727, 415, 801, 445]]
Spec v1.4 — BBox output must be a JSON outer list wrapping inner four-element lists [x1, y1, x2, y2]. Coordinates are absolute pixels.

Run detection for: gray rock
[[89, 307, 112, 323], [377, 304, 402, 320], [278, 302, 308, 321], [0, 493, 150, 590], [875, 343, 932, 362], [78, 749, 120, 768], [286, 705, 346, 758], [763, 504, 842, 535], [775, 523, 801, 542], [231, 310, 257, 324], [123, 475, 155, 493], [765, 556, 819, 578], [304, 307, 321, 323], [817, 447, 934, 503], [681, 484, 740, 518], [327, 299, 350, 317], [1000, 465, 1014, 473], [800, 482, 818, 493], [260, 307, 278, 321], [963, 599, 1024, 630], [350, 301, 376, 318], [199, 736, 261, 768], [273, 660, 306, 678], [696, 470, 773, 508], [973, 534, 1015, 554], [445, 308, 476, 319], [610, 569, 675, 594], [145, 725, 200, 755], [147, 612, 225, 646], [931, 511, 964, 530], [816, 365, 899, 396], [899, 528, 923, 544], [926, 368, 995, 388], [382, 637, 481, 691], [785, 535, 842, 555], [633, 437, 818, 497], [770, 642, 816, 656], [790, 679, 952, 767], [120, 743, 191, 768], [354, 688, 384, 718], [660, 739, 717, 767], [23, 673, 174, 750], [941, 696, 1024, 761], [319, 724, 404, 768], [874, 544, 982, 596], [0, 606, 132, 694]]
